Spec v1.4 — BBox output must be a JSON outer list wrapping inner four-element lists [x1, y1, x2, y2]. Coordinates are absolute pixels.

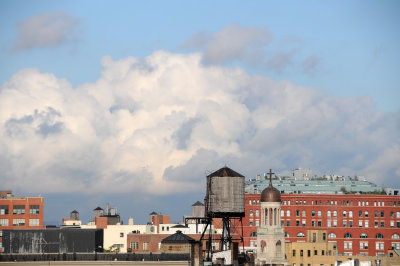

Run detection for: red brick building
[[0, 191, 44, 252], [244, 193, 400, 256]]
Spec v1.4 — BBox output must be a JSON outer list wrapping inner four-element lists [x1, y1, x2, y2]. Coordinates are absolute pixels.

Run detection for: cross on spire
[[268, 168, 274, 187]]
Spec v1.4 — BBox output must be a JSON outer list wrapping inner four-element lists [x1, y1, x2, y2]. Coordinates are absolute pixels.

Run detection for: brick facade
[[0, 191, 44, 252], [244, 194, 400, 256]]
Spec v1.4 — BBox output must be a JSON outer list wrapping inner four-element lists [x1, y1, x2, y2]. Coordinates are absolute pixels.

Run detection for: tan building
[[285, 229, 336, 266], [160, 230, 194, 254]]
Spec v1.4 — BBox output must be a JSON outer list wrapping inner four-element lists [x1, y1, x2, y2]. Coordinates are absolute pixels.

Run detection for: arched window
[[317, 211, 321, 217], [276, 240, 281, 246], [328, 233, 336, 238], [333, 211, 337, 217], [327, 211, 331, 217], [249, 210, 253, 216], [250, 231, 257, 237], [285, 232, 289, 237], [376, 233, 384, 239], [297, 232, 305, 238], [344, 233, 352, 238], [255, 210, 259, 217], [286, 210, 290, 217], [349, 211, 353, 218], [343, 211, 347, 217], [392, 234, 400, 239], [360, 233, 368, 238]]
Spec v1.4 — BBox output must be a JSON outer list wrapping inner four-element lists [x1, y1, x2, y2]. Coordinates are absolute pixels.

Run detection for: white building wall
[[103, 224, 154, 252]]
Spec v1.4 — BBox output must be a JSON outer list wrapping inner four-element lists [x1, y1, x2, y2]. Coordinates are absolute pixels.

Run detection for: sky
[[0, 0, 399, 225]]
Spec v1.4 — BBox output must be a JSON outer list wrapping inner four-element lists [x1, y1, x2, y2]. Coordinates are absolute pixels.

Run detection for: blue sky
[[0, 0, 399, 224]]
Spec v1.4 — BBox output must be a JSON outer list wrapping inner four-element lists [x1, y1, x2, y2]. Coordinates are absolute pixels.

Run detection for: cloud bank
[[1, 51, 399, 196], [12, 11, 80, 51]]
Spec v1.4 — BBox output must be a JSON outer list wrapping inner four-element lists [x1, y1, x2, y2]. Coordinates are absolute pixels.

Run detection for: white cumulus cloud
[[0, 51, 399, 196]]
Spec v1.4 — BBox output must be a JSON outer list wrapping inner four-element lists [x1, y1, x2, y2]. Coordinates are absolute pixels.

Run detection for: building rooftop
[[207, 166, 244, 178], [246, 179, 385, 195], [161, 230, 194, 244]]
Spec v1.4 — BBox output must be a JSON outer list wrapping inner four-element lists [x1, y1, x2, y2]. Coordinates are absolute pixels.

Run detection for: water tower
[[205, 166, 245, 251]]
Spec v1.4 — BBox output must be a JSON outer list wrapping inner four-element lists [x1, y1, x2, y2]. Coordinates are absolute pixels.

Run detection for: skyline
[[1, 0, 399, 224]]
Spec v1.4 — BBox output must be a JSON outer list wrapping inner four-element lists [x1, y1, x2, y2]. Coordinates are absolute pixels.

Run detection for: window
[[250, 220, 253, 227], [358, 220, 363, 227], [287, 220, 290, 226], [323, 233, 326, 240], [327, 220, 331, 227], [392, 234, 400, 239], [250, 231, 257, 237], [296, 210, 300, 216], [392, 242, 400, 249], [343, 211, 347, 217], [397, 212, 400, 218], [365, 221, 369, 228], [297, 232, 305, 238], [256, 220, 260, 226], [307, 250, 311, 257], [344, 233, 352, 238], [0, 230, 2, 237], [312, 233, 316, 242], [343, 220, 347, 227], [281, 210, 284, 217], [130, 242, 138, 250], [250, 210, 253, 216], [349, 221, 353, 228], [318, 220, 322, 227], [375, 211, 378, 218], [381, 221, 385, 228], [349, 211, 353, 218], [328, 233, 336, 238], [317, 211, 321, 217], [13, 205, 25, 215], [120, 232, 124, 237], [381, 211, 385, 217], [365, 211, 369, 217], [359, 210, 362, 217], [285, 232, 289, 237], [300, 250, 303, 257], [0, 219, 9, 226], [360, 242, 368, 250], [249, 200, 252, 205], [314, 250, 318, 255], [327, 211, 331, 218], [302, 220, 306, 227], [333, 220, 337, 227], [29, 205, 40, 215], [255, 210, 259, 217], [143, 242, 148, 250], [312, 210, 315, 217], [376, 233, 384, 239], [376, 242, 384, 250], [13, 219, 25, 226], [312, 220, 315, 227], [344, 241, 352, 250], [391, 211, 395, 218], [29, 219, 39, 226], [287, 210, 291, 217], [296, 220, 300, 227], [333, 211, 337, 217], [360, 233, 368, 238], [0, 205, 9, 215], [293, 250, 296, 256]]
